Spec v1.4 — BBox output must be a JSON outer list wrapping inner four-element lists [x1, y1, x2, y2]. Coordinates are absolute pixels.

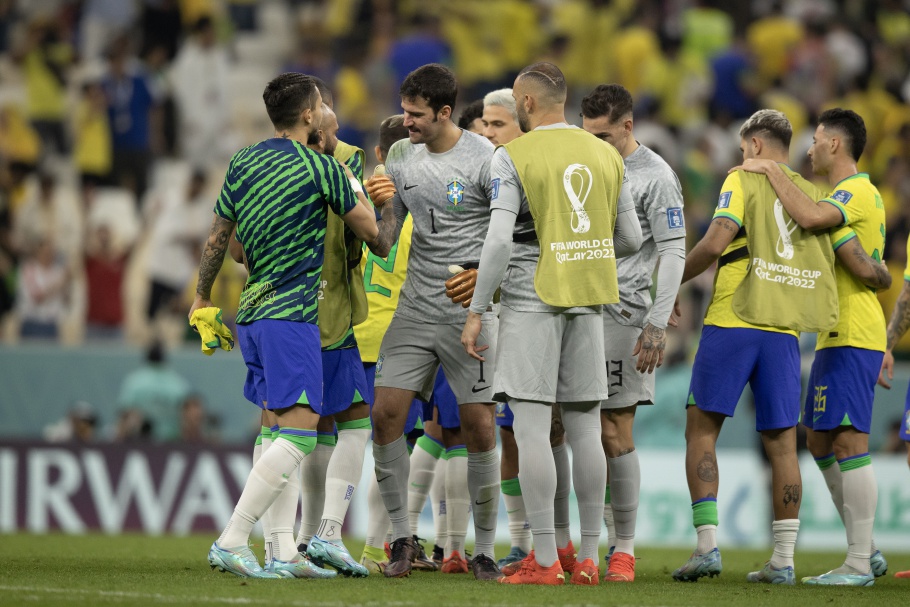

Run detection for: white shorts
[[494, 306, 608, 403], [602, 320, 655, 409], [374, 313, 498, 405]]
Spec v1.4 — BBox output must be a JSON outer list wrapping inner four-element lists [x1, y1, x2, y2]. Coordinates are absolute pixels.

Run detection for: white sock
[[364, 468, 390, 550], [552, 442, 572, 550], [219, 438, 305, 549], [444, 450, 470, 555], [268, 466, 300, 561], [603, 489, 616, 549], [609, 450, 640, 558], [512, 401, 558, 568], [430, 455, 448, 550], [319, 426, 370, 544], [296, 441, 332, 547], [407, 439, 440, 537], [769, 519, 799, 569], [468, 449, 500, 559], [818, 456, 879, 555], [561, 403, 606, 564], [696, 524, 717, 554], [258, 428, 274, 561], [502, 490, 532, 554], [841, 458, 877, 574]]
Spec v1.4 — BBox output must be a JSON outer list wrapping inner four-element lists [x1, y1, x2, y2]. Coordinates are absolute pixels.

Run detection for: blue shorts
[[319, 347, 370, 417], [495, 402, 514, 427], [689, 326, 800, 431], [364, 362, 423, 435], [430, 367, 460, 429], [901, 389, 910, 442], [803, 347, 883, 434], [238, 319, 322, 411]]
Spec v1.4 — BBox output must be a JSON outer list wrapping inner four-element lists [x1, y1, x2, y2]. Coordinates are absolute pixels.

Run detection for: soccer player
[[675, 109, 889, 585], [192, 73, 382, 578], [481, 89, 523, 146], [356, 114, 447, 574], [735, 108, 889, 586], [878, 234, 910, 580], [364, 64, 502, 580], [275, 84, 372, 577], [580, 83, 686, 582], [462, 62, 643, 586], [458, 99, 485, 135]]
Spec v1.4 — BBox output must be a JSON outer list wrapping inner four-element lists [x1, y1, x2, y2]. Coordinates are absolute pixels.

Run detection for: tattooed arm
[[879, 277, 910, 388], [681, 217, 740, 284], [835, 235, 892, 291], [189, 214, 236, 318]]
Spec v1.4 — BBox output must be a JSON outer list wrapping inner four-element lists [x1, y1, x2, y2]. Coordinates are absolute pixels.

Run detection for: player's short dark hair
[[378, 114, 409, 157], [400, 63, 458, 115], [457, 99, 484, 130], [580, 84, 633, 124], [263, 73, 320, 131], [818, 108, 867, 161], [517, 62, 567, 104], [739, 109, 792, 149]]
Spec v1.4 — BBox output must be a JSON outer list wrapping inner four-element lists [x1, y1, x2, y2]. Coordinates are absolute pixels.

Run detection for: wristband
[[349, 177, 364, 195]]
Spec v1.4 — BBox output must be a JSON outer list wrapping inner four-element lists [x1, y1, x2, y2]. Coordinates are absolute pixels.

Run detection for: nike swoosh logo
[[475, 498, 494, 506], [608, 391, 618, 398], [377, 475, 392, 483], [506, 509, 521, 514], [404, 184, 418, 190], [471, 385, 487, 393]]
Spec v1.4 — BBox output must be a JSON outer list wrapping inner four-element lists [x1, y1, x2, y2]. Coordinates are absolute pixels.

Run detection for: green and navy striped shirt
[[215, 138, 358, 325]]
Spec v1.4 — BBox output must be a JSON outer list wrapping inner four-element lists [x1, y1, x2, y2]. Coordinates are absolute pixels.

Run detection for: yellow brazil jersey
[[905, 235, 910, 282], [817, 173, 887, 352], [703, 170, 824, 337], [353, 214, 414, 362]]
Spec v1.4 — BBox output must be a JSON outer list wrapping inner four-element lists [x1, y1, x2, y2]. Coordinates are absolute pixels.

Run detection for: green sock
[[501, 477, 522, 496], [692, 498, 718, 527]]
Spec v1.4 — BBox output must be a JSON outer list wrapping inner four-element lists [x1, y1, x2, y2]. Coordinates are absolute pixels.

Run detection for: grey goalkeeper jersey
[[385, 130, 495, 324], [605, 143, 686, 327]]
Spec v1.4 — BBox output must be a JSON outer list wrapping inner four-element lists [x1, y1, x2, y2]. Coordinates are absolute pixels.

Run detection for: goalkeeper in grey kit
[[363, 63, 502, 581]]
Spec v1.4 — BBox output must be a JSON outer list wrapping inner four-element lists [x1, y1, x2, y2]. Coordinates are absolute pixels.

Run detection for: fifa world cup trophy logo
[[773, 199, 798, 260], [564, 164, 592, 234]]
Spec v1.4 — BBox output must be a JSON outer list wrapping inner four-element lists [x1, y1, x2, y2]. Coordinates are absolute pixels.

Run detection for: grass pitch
[[2, 534, 907, 607]]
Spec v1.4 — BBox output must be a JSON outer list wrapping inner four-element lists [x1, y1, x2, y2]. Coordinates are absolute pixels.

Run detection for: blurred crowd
[[0, 0, 909, 351], [42, 340, 222, 444]]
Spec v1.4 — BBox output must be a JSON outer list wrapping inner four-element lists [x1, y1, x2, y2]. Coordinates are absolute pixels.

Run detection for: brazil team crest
[[446, 180, 465, 205]]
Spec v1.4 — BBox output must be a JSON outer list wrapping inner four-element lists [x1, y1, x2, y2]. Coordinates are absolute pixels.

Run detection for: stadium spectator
[[117, 340, 191, 441], [16, 235, 70, 340], [84, 223, 128, 340]]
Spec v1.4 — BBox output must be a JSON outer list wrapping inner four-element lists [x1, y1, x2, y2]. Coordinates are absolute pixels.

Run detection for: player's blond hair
[[483, 89, 519, 123], [739, 109, 792, 149]]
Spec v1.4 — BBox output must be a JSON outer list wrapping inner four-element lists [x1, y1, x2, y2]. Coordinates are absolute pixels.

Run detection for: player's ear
[[437, 105, 452, 122], [374, 145, 383, 164]]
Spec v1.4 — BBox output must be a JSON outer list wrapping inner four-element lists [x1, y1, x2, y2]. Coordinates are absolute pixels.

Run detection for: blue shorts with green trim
[[318, 347, 370, 417], [803, 346, 883, 434], [238, 319, 322, 411], [689, 326, 800, 431]]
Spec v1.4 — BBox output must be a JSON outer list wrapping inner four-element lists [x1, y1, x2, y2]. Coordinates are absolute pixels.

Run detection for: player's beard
[[516, 106, 531, 133]]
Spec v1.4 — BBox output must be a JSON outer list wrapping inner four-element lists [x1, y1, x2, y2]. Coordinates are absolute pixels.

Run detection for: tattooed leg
[[760, 427, 801, 520], [683, 406, 725, 501]]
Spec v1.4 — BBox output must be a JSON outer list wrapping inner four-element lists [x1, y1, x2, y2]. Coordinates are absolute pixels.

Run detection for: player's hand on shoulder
[[366, 174, 397, 207], [729, 158, 774, 175]]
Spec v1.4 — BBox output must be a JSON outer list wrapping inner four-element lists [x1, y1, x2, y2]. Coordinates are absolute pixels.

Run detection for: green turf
[[2, 534, 907, 606]]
